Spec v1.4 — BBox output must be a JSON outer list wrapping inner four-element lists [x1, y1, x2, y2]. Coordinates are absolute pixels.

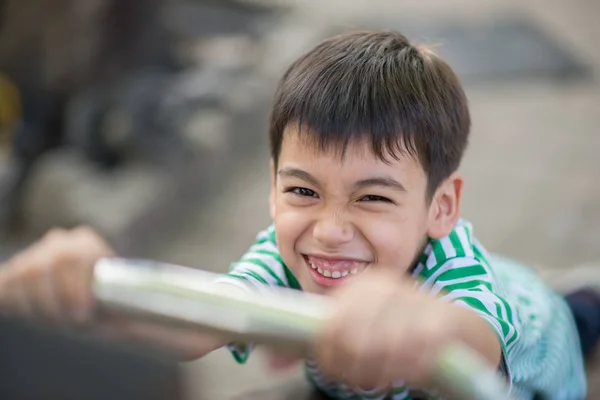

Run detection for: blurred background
[[0, 0, 599, 398]]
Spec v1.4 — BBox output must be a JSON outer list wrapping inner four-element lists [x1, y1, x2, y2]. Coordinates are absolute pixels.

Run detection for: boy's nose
[[312, 211, 354, 248]]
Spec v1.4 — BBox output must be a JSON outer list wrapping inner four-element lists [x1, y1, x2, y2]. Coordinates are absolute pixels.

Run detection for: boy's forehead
[[280, 126, 419, 168]]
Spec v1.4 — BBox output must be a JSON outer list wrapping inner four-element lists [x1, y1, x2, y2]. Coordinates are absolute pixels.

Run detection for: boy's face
[[271, 126, 462, 295]]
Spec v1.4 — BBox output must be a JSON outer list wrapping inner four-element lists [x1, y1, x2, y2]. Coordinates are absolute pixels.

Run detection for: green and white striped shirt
[[215, 219, 587, 399]]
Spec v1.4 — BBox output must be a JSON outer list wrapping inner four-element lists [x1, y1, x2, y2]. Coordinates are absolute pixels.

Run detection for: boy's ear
[[426, 172, 463, 239], [269, 159, 276, 220]]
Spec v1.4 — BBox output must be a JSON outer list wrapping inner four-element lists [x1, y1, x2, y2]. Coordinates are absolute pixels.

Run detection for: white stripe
[[473, 238, 492, 261], [440, 237, 457, 259], [456, 227, 474, 257], [355, 387, 384, 396], [452, 289, 518, 347], [431, 278, 491, 296], [248, 240, 279, 254], [446, 289, 517, 342], [229, 262, 280, 286], [420, 257, 481, 289], [447, 292, 502, 316], [255, 229, 269, 241], [454, 300, 504, 340], [241, 252, 287, 280], [424, 243, 436, 269], [412, 262, 425, 277], [391, 389, 410, 400]]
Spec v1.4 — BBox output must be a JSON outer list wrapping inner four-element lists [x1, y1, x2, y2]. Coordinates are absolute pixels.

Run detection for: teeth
[[308, 259, 364, 279], [313, 268, 354, 278]]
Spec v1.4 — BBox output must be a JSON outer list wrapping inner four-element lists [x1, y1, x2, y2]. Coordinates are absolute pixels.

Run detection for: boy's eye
[[360, 195, 393, 203], [285, 187, 319, 198]]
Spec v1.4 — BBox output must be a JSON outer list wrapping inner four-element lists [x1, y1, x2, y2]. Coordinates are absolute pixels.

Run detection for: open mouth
[[303, 254, 369, 286]]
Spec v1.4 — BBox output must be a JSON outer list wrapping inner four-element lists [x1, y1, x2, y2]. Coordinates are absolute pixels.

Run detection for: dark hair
[[269, 30, 470, 198]]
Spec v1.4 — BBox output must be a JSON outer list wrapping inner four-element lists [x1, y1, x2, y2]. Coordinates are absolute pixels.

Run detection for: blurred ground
[[1, 0, 599, 398]]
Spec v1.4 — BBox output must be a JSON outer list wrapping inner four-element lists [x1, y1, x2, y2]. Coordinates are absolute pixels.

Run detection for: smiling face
[[270, 127, 463, 295]]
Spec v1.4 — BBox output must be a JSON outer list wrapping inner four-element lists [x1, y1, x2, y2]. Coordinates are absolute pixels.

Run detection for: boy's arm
[[443, 301, 503, 367], [421, 257, 519, 384], [0, 227, 251, 362], [211, 225, 291, 364]]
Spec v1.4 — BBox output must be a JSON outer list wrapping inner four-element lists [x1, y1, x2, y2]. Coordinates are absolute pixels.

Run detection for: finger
[[54, 227, 114, 324], [343, 297, 399, 389], [316, 290, 384, 384], [265, 351, 301, 371], [21, 253, 63, 321], [0, 265, 15, 312], [3, 253, 39, 317], [6, 280, 35, 317], [315, 286, 363, 380], [370, 304, 410, 389]]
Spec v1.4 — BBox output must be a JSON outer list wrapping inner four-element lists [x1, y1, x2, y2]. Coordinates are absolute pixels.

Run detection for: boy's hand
[[265, 351, 302, 372], [0, 227, 230, 360], [0, 227, 113, 324], [314, 269, 499, 391]]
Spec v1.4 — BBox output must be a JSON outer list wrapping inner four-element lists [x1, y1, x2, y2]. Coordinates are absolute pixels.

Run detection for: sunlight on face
[[271, 127, 433, 295]]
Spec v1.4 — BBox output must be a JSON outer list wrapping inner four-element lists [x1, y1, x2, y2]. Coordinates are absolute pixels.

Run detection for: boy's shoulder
[[256, 223, 277, 244], [417, 219, 490, 274]]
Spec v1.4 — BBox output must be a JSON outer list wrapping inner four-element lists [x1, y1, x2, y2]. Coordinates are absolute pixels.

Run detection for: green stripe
[[432, 243, 447, 267], [493, 302, 511, 338], [420, 249, 429, 265], [503, 298, 514, 324], [252, 249, 281, 259], [243, 270, 270, 286], [472, 245, 490, 267], [227, 264, 271, 286], [463, 223, 473, 242], [255, 236, 268, 245], [499, 318, 511, 340], [500, 300, 518, 347], [361, 390, 386, 399], [284, 265, 302, 290], [392, 386, 409, 395], [229, 343, 251, 364], [449, 231, 466, 257], [455, 296, 491, 317], [242, 258, 285, 287], [224, 273, 252, 283], [495, 302, 504, 321], [225, 272, 251, 283], [440, 279, 492, 293], [460, 296, 514, 345], [436, 264, 487, 282], [268, 227, 277, 244]]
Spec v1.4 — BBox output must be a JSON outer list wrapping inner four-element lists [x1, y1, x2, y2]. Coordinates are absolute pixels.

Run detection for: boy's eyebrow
[[354, 177, 406, 192], [277, 168, 320, 186], [278, 168, 405, 192]]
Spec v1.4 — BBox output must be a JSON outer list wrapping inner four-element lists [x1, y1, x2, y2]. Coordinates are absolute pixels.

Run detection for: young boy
[[0, 30, 598, 399]]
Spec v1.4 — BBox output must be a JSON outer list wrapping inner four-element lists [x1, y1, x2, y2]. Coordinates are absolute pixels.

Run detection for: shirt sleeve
[[212, 224, 291, 364], [418, 256, 520, 387]]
